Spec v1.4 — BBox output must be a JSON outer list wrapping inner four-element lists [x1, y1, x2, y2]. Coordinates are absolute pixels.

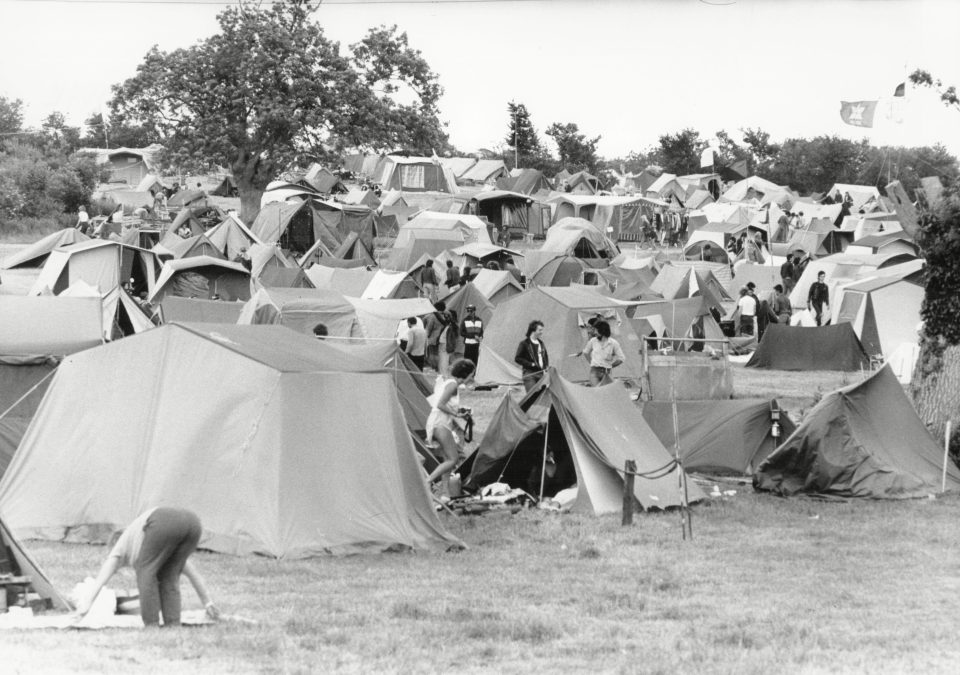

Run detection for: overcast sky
[[2, 0, 959, 161]]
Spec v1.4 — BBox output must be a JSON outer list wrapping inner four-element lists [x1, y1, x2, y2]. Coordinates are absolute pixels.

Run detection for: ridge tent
[[302, 165, 348, 195], [524, 253, 592, 287], [465, 269, 524, 305], [438, 157, 477, 178], [152, 233, 224, 261], [377, 156, 458, 193], [541, 217, 619, 259], [257, 266, 313, 289], [31, 239, 159, 299], [459, 159, 508, 185], [441, 282, 495, 331], [833, 274, 923, 360], [0, 517, 71, 610], [640, 399, 795, 474], [558, 170, 604, 195], [249, 200, 342, 257], [461, 369, 704, 512], [238, 287, 361, 339], [496, 169, 552, 195], [745, 323, 870, 371], [0, 323, 461, 557], [204, 214, 262, 260], [362, 269, 420, 300], [149, 256, 251, 304], [755, 365, 960, 498], [474, 286, 643, 385], [0, 229, 90, 270]]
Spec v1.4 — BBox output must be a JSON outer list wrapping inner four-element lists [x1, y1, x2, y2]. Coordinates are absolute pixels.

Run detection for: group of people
[[736, 281, 793, 338], [640, 207, 689, 247], [397, 303, 483, 374]]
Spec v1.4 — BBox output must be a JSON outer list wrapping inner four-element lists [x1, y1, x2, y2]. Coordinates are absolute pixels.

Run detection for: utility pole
[[513, 103, 519, 168]]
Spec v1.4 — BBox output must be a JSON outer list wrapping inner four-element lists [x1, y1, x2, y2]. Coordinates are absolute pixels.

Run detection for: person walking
[[404, 316, 427, 371], [514, 320, 549, 392], [771, 284, 792, 325], [74, 507, 220, 627], [576, 320, 625, 386], [808, 270, 829, 326], [420, 260, 439, 304], [423, 301, 450, 371], [459, 304, 483, 368], [425, 358, 476, 500]]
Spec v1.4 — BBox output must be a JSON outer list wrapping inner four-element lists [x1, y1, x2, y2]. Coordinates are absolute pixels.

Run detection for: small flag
[[699, 148, 714, 168], [893, 82, 905, 97], [839, 100, 878, 128]]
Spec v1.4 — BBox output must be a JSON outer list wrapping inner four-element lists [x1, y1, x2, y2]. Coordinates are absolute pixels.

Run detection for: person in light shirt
[[576, 320, 625, 386], [737, 286, 758, 336]]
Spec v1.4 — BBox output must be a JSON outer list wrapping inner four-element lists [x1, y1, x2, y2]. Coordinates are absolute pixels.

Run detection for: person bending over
[[75, 507, 219, 627]]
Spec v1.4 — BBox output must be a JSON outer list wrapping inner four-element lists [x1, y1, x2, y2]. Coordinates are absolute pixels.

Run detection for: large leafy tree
[[546, 122, 600, 174], [109, 1, 446, 221], [0, 96, 24, 135], [654, 128, 705, 176]]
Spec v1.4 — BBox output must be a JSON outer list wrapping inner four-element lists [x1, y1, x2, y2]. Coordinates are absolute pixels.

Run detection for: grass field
[[6, 367, 960, 674]]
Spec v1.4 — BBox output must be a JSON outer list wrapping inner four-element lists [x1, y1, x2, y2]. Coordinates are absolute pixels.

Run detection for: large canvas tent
[[474, 286, 644, 385], [746, 324, 871, 371], [640, 399, 795, 474], [754, 366, 960, 498], [149, 256, 251, 304], [0, 324, 461, 557], [461, 370, 704, 512], [249, 200, 342, 256], [377, 156, 458, 193]]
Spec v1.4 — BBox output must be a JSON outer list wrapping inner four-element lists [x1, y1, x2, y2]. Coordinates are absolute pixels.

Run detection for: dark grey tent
[[746, 323, 870, 371], [460, 369, 703, 513], [754, 365, 960, 499], [640, 399, 796, 474]]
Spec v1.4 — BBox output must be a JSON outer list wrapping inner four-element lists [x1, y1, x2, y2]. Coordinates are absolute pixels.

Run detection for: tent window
[[400, 165, 425, 189]]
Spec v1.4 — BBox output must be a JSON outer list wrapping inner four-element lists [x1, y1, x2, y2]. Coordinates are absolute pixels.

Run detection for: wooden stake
[[942, 420, 952, 493], [622, 460, 636, 526]]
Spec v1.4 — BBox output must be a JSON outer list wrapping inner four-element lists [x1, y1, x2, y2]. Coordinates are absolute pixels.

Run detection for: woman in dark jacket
[[514, 320, 549, 392]]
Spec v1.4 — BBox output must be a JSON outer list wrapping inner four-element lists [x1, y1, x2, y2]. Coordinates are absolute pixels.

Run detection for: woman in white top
[[425, 358, 475, 498]]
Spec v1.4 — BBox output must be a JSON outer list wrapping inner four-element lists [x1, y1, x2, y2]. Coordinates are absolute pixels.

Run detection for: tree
[[40, 112, 81, 153], [0, 96, 23, 135], [504, 101, 541, 162], [654, 128, 705, 176], [81, 112, 157, 149], [546, 122, 600, 174], [108, 1, 446, 222]]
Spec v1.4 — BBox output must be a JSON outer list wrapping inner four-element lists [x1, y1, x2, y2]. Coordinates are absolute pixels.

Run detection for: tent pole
[[671, 359, 692, 540], [539, 413, 550, 502], [942, 420, 952, 493]]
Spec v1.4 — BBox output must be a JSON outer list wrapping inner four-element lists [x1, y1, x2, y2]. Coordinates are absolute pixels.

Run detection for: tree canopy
[[108, 0, 447, 221], [546, 122, 601, 174]]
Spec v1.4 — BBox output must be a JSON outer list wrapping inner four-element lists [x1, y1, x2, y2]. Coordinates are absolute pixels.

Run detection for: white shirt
[[738, 294, 757, 317]]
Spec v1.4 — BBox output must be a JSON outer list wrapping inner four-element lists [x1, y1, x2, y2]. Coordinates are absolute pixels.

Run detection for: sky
[[2, 0, 959, 163]]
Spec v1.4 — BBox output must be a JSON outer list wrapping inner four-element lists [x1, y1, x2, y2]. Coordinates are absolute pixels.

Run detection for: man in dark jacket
[[515, 320, 549, 392], [807, 270, 829, 326]]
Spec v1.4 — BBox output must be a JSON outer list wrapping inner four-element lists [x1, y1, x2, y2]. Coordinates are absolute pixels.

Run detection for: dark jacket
[[515, 338, 549, 375]]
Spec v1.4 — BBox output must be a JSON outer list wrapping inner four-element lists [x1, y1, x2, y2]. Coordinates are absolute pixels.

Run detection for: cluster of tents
[[0, 155, 954, 599]]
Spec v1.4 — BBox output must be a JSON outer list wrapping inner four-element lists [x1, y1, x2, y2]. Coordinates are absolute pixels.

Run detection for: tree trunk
[[232, 151, 267, 225], [238, 184, 263, 225]]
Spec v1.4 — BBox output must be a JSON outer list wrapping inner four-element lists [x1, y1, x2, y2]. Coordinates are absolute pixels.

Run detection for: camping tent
[[0, 296, 103, 475], [238, 287, 362, 339], [461, 370, 704, 512], [0, 323, 461, 557], [0, 517, 70, 610], [0, 229, 90, 270], [754, 366, 960, 498], [249, 200, 342, 256], [474, 286, 644, 385], [541, 217, 618, 259], [640, 399, 795, 474], [157, 296, 244, 325], [746, 324, 871, 371], [149, 256, 251, 304], [204, 214, 262, 260], [833, 275, 923, 359], [377, 156, 458, 193], [153, 233, 224, 261]]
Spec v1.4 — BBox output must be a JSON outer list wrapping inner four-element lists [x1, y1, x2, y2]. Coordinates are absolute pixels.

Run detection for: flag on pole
[[699, 148, 714, 168], [839, 100, 878, 128]]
